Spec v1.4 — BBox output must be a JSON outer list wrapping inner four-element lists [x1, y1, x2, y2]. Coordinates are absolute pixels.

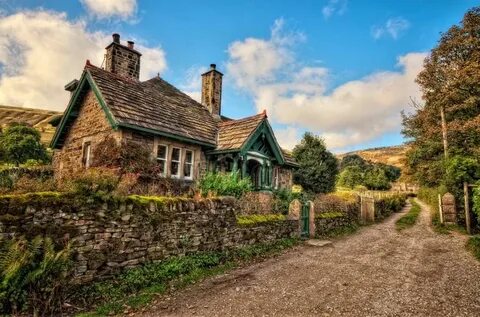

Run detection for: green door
[[301, 201, 310, 238]]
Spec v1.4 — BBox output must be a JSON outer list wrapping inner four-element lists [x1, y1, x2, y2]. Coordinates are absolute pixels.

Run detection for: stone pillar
[[441, 192, 457, 224], [288, 199, 301, 220], [232, 156, 238, 174], [308, 200, 316, 238], [241, 156, 247, 178]]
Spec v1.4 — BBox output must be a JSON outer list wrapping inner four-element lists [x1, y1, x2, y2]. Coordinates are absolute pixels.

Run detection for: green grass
[[395, 199, 421, 231], [72, 238, 299, 316], [466, 235, 480, 261]]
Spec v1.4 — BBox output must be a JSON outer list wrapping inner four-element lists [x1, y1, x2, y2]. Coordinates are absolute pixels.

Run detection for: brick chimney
[[201, 64, 223, 118], [104, 33, 141, 80]]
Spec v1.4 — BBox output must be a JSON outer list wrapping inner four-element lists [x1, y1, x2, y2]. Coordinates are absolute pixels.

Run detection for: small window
[[273, 167, 279, 189], [82, 142, 91, 168], [156, 145, 168, 176], [184, 150, 194, 179], [170, 147, 181, 178]]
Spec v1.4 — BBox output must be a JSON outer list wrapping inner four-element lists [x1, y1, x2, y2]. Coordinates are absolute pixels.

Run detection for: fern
[[0, 236, 72, 316]]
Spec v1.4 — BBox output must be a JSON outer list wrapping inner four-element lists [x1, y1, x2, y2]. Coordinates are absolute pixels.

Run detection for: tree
[[292, 132, 338, 194], [402, 7, 480, 187], [0, 123, 49, 166], [337, 165, 364, 189], [339, 154, 367, 170], [364, 167, 391, 190]]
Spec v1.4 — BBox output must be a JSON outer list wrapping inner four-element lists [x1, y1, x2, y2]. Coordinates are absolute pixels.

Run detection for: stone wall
[[277, 167, 293, 189], [53, 90, 121, 177], [314, 216, 355, 237], [0, 194, 297, 283]]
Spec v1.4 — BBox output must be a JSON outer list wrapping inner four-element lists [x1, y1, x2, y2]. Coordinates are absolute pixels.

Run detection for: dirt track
[[138, 199, 480, 317]]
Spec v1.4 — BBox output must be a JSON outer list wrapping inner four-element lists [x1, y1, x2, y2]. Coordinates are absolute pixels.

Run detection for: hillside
[[338, 144, 409, 170], [0, 105, 61, 144]]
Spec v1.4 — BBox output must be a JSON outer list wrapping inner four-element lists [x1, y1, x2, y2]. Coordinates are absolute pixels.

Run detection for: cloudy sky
[[0, 0, 476, 152]]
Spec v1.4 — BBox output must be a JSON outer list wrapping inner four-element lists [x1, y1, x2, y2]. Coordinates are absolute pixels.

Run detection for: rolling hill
[[338, 144, 409, 170], [0, 105, 61, 144]]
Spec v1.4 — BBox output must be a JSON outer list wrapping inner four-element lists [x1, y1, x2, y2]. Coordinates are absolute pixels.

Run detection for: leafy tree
[[0, 123, 49, 166], [364, 167, 391, 190], [339, 154, 367, 170], [402, 7, 480, 187], [292, 132, 338, 194], [337, 165, 365, 189]]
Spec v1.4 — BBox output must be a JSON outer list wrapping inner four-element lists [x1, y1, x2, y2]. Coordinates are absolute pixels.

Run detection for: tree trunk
[[440, 105, 448, 159]]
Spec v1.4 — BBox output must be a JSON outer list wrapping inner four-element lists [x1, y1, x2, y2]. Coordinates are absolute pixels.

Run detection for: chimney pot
[[210, 63, 216, 70], [127, 41, 135, 49], [112, 33, 120, 43]]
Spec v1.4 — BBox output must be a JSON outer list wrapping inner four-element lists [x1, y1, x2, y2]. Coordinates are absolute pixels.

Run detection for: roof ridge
[[219, 112, 266, 127]]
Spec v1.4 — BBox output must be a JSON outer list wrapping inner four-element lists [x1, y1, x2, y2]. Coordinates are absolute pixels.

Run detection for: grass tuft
[[466, 235, 480, 261], [396, 199, 421, 231]]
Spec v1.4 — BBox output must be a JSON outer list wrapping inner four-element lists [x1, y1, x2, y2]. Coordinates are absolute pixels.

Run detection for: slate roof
[[86, 64, 218, 146], [216, 112, 266, 151]]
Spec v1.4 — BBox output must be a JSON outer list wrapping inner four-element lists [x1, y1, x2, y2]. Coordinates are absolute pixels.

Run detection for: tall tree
[[292, 132, 338, 193], [403, 6, 480, 186]]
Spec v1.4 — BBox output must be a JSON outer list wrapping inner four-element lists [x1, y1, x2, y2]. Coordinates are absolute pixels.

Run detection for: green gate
[[301, 201, 310, 238]]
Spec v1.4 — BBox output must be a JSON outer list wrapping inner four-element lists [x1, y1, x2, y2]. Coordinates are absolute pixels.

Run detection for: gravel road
[[137, 199, 480, 317]]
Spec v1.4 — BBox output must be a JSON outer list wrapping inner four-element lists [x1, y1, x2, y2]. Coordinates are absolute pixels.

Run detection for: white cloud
[[372, 17, 410, 40], [322, 0, 348, 19], [226, 20, 426, 151], [273, 126, 300, 150], [0, 10, 166, 111], [80, 0, 137, 20], [178, 65, 208, 102]]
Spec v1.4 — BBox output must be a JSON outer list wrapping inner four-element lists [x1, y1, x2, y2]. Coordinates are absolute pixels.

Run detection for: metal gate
[[301, 201, 310, 238]]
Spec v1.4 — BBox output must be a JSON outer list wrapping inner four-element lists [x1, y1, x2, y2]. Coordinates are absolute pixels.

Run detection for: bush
[[196, 171, 252, 198], [60, 168, 120, 198], [374, 194, 407, 219], [0, 236, 72, 316], [314, 192, 359, 219], [466, 235, 480, 261], [272, 188, 306, 214]]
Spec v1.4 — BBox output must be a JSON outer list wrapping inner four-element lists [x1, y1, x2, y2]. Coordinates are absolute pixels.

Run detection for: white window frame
[[82, 141, 92, 168], [170, 147, 181, 178], [273, 167, 279, 189], [184, 149, 194, 180], [156, 144, 168, 176]]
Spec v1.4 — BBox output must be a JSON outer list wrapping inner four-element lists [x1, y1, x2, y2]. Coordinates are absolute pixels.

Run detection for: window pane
[[158, 161, 166, 175], [184, 163, 192, 178], [185, 150, 193, 164], [157, 145, 167, 159], [171, 148, 180, 161], [171, 161, 179, 176]]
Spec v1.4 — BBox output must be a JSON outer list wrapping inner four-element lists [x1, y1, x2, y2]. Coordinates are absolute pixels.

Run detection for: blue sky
[[0, 0, 476, 152]]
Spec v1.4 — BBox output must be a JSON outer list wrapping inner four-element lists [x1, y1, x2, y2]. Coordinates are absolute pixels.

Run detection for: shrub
[[466, 235, 480, 261], [314, 192, 359, 219], [0, 236, 72, 316], [196, 171, 252, 198], [272, 188, 306, 214], [374, 194, 408, 219], [61, 168, 120, 198]]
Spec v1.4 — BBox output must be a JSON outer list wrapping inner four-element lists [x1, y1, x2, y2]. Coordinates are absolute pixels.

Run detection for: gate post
[[288, 199, 302, 238], [308, 200, 315, 238]]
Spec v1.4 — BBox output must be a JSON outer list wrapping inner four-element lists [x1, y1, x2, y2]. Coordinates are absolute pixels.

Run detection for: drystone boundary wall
[[0, 194, 298, 283]]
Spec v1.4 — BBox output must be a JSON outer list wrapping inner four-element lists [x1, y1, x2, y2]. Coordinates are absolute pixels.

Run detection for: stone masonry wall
[[0, 194, 297, 283], [53, 90, 121, 177]]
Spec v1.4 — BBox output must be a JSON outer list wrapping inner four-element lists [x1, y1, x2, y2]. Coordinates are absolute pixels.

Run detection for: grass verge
[[466, 235, 480, 261], [395, 199, 421, 231], [72, 238, 299, 317]]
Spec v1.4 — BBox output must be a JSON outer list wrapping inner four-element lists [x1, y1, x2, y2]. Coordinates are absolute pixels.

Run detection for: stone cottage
[[51, 34, 297, 191]]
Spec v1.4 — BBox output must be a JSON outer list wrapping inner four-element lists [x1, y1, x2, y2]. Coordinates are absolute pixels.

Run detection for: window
[[82, 142, 91, 168], [156, 144, 168, 176], [184, 150, 194, 179], [273, 167, 279, 189], [170, 147, 181, 178]]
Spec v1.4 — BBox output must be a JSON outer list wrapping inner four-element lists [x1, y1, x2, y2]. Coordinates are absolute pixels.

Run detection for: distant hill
[[0, 105, 61, 144], [338, 145, 409, 170]]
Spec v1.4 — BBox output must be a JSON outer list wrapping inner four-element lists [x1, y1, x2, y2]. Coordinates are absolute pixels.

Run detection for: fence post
[[438, 194, 443, 224], [464, 182, 471, 235], [308, 201, 315, 239]]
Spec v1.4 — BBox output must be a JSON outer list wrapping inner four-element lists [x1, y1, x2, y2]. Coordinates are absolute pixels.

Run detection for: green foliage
[[316, 212, 344, 219], [73, 238, 298, 315], [0, 236, 72, 316], [196, 171, 252, 198], [272, 188, 308, 214], [292, 132, 338, 194], [337, 166, 365, 189], [236, 214, 286, 226], [337, 155, 400, 190], [403, 7, 480, 187], [472, 183, 480, 224], [364, 167, 391, 190], [67, 168, 120, 198], [374, 194, 408, 220], [396, 199, 421, 231], [466, 235, 480, 261], [0, 123, 49, 166]]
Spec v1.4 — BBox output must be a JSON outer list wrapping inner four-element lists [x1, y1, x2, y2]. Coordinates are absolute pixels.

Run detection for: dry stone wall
[[0, 194, 297, 283]]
